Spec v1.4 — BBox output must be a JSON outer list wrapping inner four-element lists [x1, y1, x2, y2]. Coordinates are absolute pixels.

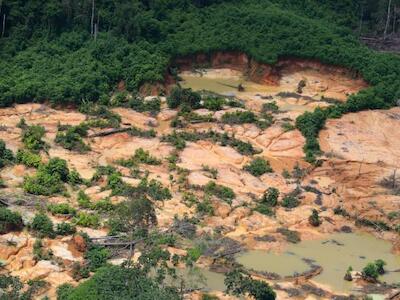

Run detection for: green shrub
[[47, 203, 76, 216], [23, 172, 64, 196], [144, 179, 172, 201], [244, 157, 273, 177], [0, 207, 23, 234], [21, 124, 47, 152], [277, 227, 300, 244], [31, 213, 55, 238], [187, 246, 203, 262], [362, 262, 379, 280], [281, 122, 295, 132], [129, 97, 161, 114], [55, 125, 90, 153], [203, 96, 225, 111], [204, 181, 235, 204], [71, 262, 90, 281], [167, 87, 201, 109], [262, 101, 279, 113], [92, 198, 114, 212], [0, 140, 14, 168], [16, 149, 41, 168], [129, 126, 157, 138], [281, 194, 300, 208], [196, 197, 214, 216], [261, 187, 279, 207], [77, 190, 92, 208], [221, 111, 256, 124], [133, 148, 161, 165], [42, 157, 70, 182], [79, 103, 121, 128], [56, 222, 77, 236], [73, 212, 100, 228], [33, 238, 53, 260], [85, 246, 110, 271], [308, 209, 322, 227], [254, 203, 274, 216], [67, 169, 84, 185]]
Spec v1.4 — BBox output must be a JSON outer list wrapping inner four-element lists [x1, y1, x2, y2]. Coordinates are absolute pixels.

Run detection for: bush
[[277, 227, 300, 243], [225, 267, 276, 300], [262, 102, 279, 113], [0, 207, 23, 234], [221, 111, 256, 124], [85, 246, 110, 271], [21, 124, 47, 152], [0, 140, 14, 168], [73, 212, 100, 228], [362, 262, 379, 280], [42, 158, 70, 182], [16, 149, 41, 168], [205, 181, 235, 204], [145, 179, 172, 201], [254, 203, 274, 216], [47, 203, 76, 216], [31, 213, 55, 238], [308, 209, 322, 227], [196, 197, 214, 216], [68, 169, 84, 185], [167, 87, 201, 109], [261, 187, 279, 207], [33, 238, 53, 260], [129, 126, 157, 138], [129, 97, 161, 114], [23, 172, 64, 196], [56, 222, 77, 236], [244, 157, 273, 177], [77, 190, 92, 208], [92, 198, 114, 212], [203, 96, 225, 111], [55, 124, 90, 153], [133, 148, 161, 165], [71, 262, 90, 281]]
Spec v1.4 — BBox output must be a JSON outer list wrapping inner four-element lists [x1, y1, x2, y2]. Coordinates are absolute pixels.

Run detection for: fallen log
[[88, 127, 131, 138]]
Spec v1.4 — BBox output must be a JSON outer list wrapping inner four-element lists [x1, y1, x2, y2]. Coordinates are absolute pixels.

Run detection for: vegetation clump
[[204, 181, 235, 204], [308, 209, 322, 227], [167, 87, 201, 109], [0, 207, 23, 234], [19, 122, 47, 152], [16, 149, 41, 168], [30, 213, 55, 238], [55, 123, 90, 153], [244, 157, 273, 177], [221, 111, 256, 125], [0, 140, 14, 168]]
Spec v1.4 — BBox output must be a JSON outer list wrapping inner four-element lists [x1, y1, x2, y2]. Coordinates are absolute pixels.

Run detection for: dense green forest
[[1, 0, 399, 161]]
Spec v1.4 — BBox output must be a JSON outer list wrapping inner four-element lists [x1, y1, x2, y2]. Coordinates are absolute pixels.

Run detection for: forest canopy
[[0, 0, 399, 162]]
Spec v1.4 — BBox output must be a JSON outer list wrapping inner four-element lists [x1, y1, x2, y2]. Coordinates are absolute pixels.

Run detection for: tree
[[261, 187, 279, 207], [308, 209, 322, 227], [362, 262, 379, 280], [57, 265, 180, 300], [225, 267, 276, 300]]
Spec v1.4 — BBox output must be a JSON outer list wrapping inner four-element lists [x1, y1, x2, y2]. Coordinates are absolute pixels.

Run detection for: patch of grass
[[204, 181, 235, 204]]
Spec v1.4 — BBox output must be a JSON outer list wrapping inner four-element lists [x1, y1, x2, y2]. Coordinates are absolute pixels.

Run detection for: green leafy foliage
[[56, 265, 179, 300], [0, 207, 23, 234], [56, 222, 77, 236], [308, 209, 322, 227], [129, 97, 161, 114], [16, 149, 41, 168], [47, 203, 76, 216], [261, 187, 279, 207], [244, 157, 273, 177], [225, 267, 276, 300], [0, 140, 14, 168], [30, 213, 55, 238], [167, 87, 201, 109], [55, 124, 90, 153], [73, 212, 100, 228], [221, 111, 256, 125], [0, 274, 47, 300], [204, 181, 235, 204], [23, 157, 70, 195], [21, 124, 47, 152]]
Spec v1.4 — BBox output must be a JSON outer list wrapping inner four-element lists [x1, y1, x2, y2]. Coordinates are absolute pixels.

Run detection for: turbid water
[[235, 233, 400, 294]]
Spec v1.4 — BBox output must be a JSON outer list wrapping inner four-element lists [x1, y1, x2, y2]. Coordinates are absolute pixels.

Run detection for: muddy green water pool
[[235, 233, 400, 293]]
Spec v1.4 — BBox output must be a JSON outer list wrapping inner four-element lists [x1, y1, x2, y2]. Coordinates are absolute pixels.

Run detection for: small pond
[[235, 233, 400, 294]]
